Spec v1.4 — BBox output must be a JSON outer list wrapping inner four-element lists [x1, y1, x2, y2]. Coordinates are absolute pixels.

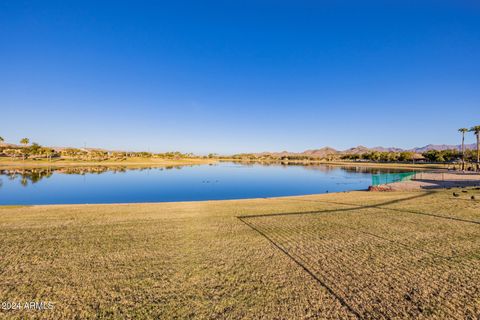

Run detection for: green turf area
[[1, 189, 479, 319]]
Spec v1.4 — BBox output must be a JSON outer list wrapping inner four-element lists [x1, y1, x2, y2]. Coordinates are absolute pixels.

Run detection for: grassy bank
[[0, 157, 216, 169], [1, 189, 479, 318]]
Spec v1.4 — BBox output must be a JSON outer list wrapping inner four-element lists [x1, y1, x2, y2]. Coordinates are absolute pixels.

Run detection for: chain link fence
[[371, 172, 417, 186]]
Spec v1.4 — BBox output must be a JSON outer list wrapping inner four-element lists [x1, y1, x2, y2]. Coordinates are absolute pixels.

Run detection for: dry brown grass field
[[1, 188, 479, 319]]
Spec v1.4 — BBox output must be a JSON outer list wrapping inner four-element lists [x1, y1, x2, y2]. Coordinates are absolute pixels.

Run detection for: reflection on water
[[0, 163, 408, 187], [0, 165, 184, 187], [0, 162, 413, 205], [231, 160, 411, 174]]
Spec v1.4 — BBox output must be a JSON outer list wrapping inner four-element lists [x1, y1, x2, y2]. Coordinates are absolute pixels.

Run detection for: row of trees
[[422, 149, 462, 163], [341, 151, 418, 162], [2, 127, 479, 170], [231, 153, 331, 161], [234, 126, 480, 170], [0, 137, 51, 160], [458, 126, 480, 171], [341, 149, 479, 164], [0, 137, 197, 161]]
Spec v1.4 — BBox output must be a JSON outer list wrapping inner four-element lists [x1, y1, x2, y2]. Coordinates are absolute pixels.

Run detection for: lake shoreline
[[379, 171, 480, 191], [0, 157, 216, 169], [5, 170, 480, 208], [1, 190, 365, 208], [223, 159, 449, 170], [0, 156, 451, 170], [0, 161, 445, 206]]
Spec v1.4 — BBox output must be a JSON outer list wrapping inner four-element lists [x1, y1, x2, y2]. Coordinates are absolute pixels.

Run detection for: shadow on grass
[[238, 216, 363, 319], [237, 191, 479, 319], [239, 191, 480, 225], [413, 179, 480, 189]]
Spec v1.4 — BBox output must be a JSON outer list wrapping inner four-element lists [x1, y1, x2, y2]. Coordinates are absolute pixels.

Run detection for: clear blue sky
[[1, 1, 479, 154]]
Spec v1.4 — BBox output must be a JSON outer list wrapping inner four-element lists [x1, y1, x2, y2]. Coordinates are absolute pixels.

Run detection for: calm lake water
[[0, 162, 410, 205]]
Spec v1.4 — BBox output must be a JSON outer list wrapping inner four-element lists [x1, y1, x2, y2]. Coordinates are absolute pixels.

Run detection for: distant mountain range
[[247, 143, 477, 158], [343, 143, 476, 154], [1, 142, 477, 157], [410, 144, 475, 153]]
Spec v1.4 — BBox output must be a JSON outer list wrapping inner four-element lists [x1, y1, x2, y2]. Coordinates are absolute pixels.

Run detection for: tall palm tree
[[458, 128, 469, 170], [20, 138, 30, 160], [470, 126, 480, 171]]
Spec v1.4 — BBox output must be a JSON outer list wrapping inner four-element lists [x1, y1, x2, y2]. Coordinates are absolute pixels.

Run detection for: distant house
[[412, 153, 426, 163]]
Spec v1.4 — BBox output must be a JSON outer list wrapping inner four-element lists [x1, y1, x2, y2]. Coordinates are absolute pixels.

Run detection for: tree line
[[458, 126, 480, 171], [341, 149, 477, 163], [1, 125, 479, 170], [0, 137, 198, 161]]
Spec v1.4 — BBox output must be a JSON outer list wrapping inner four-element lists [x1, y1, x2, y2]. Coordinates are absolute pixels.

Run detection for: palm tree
[[458, 128, 469, 170], [20, 138, 29, 146], [470, 126, 480, 171], [20, 138, 30, 160]]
